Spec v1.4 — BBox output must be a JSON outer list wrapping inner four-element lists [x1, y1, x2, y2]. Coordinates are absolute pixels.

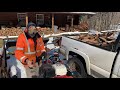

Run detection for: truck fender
[[65, 47, 91, 75]]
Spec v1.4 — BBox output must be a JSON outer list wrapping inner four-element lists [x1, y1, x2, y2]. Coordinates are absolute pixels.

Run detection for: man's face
[[28, 26, 37, 37]]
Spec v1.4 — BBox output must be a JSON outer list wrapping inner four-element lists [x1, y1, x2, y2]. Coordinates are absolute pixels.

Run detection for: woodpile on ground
[[59, 22, 89, 32], [0, 27, 66, 36], [77, 22, 89, 31], [36, 27, 53, 35], [0, 27, 23, 36], [37, 27, 65, 35], [0, 22, 89, 36]]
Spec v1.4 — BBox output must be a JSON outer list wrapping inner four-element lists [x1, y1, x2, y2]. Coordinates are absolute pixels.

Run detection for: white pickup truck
[[60, 30, 120, 78]]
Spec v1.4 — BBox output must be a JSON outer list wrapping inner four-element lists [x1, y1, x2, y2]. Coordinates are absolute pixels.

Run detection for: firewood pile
[[74, 22, 89, 32], [59, 27, 66, 31], [0, 27, 65, 36], [0, 27, 23, 36], [76, 32, 116, 47], [59, 22, 89, 32], [36, 27, 53, 35], [78, 34, 101, 46], [37, 27, 65, 33], [0, 25, 89, 36]]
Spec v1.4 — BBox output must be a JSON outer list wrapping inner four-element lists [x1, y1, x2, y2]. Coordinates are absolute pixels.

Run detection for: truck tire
[[67, 57, 87, 78]]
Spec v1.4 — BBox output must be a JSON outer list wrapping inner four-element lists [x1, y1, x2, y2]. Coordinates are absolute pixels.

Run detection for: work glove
[[37, 52, 47, 65], [38, 52, 47, 60], [41, 52, 47, 60]]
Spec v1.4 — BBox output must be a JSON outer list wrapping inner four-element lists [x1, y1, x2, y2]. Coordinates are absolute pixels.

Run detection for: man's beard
[[28, 32, 36, 38]]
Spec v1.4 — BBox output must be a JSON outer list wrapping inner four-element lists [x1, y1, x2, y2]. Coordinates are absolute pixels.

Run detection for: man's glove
[[37, 52, 47, 61], [36, 52, 47, 65], [41, 52, 47, 60]]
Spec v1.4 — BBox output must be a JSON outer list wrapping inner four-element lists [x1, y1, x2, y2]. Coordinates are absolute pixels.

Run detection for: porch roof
[[36, 12, 96, 15]]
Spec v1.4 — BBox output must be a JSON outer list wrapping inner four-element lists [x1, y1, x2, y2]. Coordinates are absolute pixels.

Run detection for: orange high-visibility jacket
[[15, 32, 46, 64]]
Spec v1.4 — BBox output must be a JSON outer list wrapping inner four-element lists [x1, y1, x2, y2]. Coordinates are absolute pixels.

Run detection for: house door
[[17, 13, 26, 27], [36, 14, 44, 26]]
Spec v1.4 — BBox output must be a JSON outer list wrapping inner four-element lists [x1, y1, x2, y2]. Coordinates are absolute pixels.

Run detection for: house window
[[36, 14, 44, 26], [17, 13, 27, 27], [67, 15, 72, 22]]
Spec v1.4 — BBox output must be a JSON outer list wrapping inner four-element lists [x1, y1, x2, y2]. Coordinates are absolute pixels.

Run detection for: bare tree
[[86, 12, 120, 31]]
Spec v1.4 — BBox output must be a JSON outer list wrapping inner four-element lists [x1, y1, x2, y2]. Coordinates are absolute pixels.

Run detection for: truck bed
[[67, 34, 115, 52]]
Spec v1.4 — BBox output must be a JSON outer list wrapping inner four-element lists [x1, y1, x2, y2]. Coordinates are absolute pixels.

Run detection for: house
[[0, 12, 95, 28]]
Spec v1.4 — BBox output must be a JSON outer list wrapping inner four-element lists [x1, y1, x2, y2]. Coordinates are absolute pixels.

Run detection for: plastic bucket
[[54, 25, 58, 33]]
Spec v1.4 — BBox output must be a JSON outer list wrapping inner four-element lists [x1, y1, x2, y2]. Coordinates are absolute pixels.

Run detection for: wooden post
[[52, 14, 54, 33], [26, 13, 28, 27], [71, 15, 74, 31]]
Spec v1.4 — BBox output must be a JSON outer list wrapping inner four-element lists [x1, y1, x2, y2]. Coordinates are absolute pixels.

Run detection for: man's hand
[[38, 52, 47, 60], [41, 52, 47, 59], [36, 52, 47, 65], [25, 59, 34, 69]]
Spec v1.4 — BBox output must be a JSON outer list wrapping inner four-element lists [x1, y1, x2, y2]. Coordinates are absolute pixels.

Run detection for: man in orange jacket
[[14, 22, 46, 78]]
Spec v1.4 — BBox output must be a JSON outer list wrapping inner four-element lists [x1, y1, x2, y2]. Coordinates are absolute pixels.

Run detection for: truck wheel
[[67, 57, 87, 78]]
